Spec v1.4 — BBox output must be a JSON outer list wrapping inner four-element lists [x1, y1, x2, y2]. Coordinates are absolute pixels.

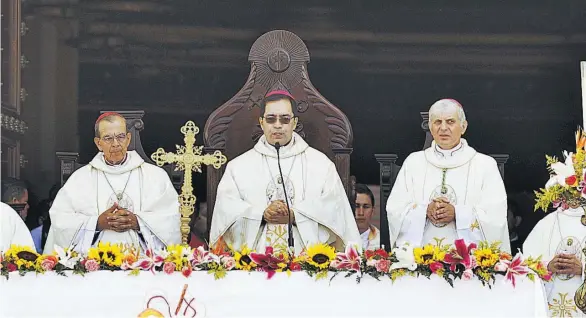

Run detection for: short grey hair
[[94, 114, 126, 138], [428, 99, 467, 129], [1, 178, 27, 203]]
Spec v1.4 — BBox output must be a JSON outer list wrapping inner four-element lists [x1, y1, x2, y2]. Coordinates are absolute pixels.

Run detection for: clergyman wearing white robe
[[386, 139, 510, 252], [0, 202, 35, 252], [524, 207, 586, 317], [44, 150, 181, 254], [209, 132, 361, 254]]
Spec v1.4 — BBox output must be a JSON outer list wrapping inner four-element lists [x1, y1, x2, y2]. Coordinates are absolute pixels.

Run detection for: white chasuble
[[524, 208, 586, 317], [209, 133, 361, 255], [386, 139, 510, 252], [44, 151, 181, 254], [0, 202, 35, 253]]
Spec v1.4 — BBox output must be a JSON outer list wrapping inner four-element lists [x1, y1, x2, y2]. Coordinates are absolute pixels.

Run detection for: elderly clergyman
[[45, 112, 180, 254], [385, 99, 510, 252]]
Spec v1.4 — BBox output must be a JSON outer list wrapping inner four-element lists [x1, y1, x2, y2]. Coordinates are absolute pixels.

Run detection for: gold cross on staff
[[151, 121, 227, 244]]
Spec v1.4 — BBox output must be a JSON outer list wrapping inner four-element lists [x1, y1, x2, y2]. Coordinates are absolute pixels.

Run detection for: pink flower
[[222, 256, 236, 271], [375, 259, 391, 273], [444, 239, 477, 272], [249, 246, 284, 279], [40, 256, 58, 271], [331, 245, 361, 272], [163, 262, 176, 274], [181, 266, 192, 278], [84, 259, 99, 272], [462, 269, 474, 281], [494, 261, 508, 272], [501, 253, 529, 287], [191, 246, 212, 268]]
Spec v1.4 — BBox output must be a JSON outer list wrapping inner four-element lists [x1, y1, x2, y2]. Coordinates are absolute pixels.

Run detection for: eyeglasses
[[101, 133, 127, 144], [263, 115, 294, 124]]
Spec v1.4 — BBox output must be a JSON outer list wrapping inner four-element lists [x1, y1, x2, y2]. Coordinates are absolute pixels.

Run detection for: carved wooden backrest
[[203, 30, 354, 239], [57, 110, 182, 188], [375, 112, 509, 250]]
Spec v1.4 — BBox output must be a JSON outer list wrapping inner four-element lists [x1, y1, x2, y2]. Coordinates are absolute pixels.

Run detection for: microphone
[[274, 142, 295, 251]]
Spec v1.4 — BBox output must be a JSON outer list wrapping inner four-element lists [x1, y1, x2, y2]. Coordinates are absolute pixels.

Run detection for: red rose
[[40, 256, 58, 271], [375, 259, 391, 273], [289, 262, 301, 271], [7, 263, 17, 272], [84, 259, 100, 272], [565, 175, 578, 186], [181, 266, 192, 278], [163, 262, 176, 274]]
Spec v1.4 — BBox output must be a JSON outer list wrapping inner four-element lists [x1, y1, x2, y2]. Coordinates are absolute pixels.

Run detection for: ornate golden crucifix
[[151, 121, 227, 244]]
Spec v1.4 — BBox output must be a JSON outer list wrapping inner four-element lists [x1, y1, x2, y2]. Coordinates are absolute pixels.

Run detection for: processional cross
[[151, 121, 227, 244]]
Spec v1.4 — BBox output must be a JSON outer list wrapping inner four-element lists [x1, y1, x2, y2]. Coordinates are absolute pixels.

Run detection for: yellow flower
[[234, 245, 256, 271], [414, 244, 445, 265], [474, 248, 499, 268], [4, 245, 39, 269], [88, 242, 123, 267], [305, 243, 336, 270], [165, 244, 190, 269]]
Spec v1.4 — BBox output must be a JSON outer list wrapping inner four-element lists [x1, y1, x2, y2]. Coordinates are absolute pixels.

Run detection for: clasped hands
[[548, 254, 583, 276], [97, 202, 139, 232], [263, 200, 295, 225], [426, 197, 456, 225]]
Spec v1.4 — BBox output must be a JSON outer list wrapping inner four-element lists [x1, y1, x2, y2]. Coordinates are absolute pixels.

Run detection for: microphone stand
[[274, 142, 295, 255]]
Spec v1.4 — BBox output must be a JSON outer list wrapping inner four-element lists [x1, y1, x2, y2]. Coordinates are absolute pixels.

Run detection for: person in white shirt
[[354, 184, 380, 250]]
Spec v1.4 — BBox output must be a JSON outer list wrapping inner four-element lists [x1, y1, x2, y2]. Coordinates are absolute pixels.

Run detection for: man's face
[[259, 99, 297, 146], [354, 193, 374, 232], [11, 189, 29, 220], [94, 117, 131, 164], [430, 111, 467, 150]]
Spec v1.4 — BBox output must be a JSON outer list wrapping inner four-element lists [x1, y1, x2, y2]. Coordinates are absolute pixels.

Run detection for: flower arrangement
[[535, 128, 586, 212], [1, 239, 552, 289]]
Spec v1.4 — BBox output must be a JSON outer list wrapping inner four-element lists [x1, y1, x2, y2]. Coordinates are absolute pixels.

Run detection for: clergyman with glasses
[[209, 90, 360, 255], [44, 112, 180, 254]]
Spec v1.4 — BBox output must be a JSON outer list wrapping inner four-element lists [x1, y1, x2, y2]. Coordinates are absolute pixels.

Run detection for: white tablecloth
[[0, 271, 548, 317]]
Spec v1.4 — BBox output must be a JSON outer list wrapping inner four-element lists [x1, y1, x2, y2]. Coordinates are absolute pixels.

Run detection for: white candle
[[581, 61, 586, 129]]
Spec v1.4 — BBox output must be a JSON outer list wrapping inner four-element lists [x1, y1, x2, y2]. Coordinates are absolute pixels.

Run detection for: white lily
[[548, 151, 577, 187], [54, 245, 80, 269]]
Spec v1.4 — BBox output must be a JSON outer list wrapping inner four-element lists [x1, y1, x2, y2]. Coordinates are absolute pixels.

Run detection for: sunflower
[[305, 244, 336, 270], [88, 242, 123, 267], [234, 245, 256, 271], [473, 248, 499, 268], [4, 245, 39, 269], [414, 244, 445, 265]]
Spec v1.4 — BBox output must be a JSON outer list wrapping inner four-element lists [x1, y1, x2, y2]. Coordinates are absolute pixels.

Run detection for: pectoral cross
[[151, 121, 227, 244]]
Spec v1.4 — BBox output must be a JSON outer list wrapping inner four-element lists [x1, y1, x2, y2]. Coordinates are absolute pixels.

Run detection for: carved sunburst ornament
[[248, 30, 310, 91]]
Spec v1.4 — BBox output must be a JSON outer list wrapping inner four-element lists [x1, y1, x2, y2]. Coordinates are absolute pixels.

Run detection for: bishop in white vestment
[[386, 99, 510, 252], [44, 113, 180, 254], [0, 202, 35, 253], [524, 208, 586, 317], [209, 90, 360, 255]]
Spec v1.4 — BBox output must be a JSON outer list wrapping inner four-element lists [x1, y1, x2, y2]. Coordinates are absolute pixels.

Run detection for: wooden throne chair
[[203, 30, 354, 240], [375, 112, 509, 250], [57, 110, 182, 188]]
